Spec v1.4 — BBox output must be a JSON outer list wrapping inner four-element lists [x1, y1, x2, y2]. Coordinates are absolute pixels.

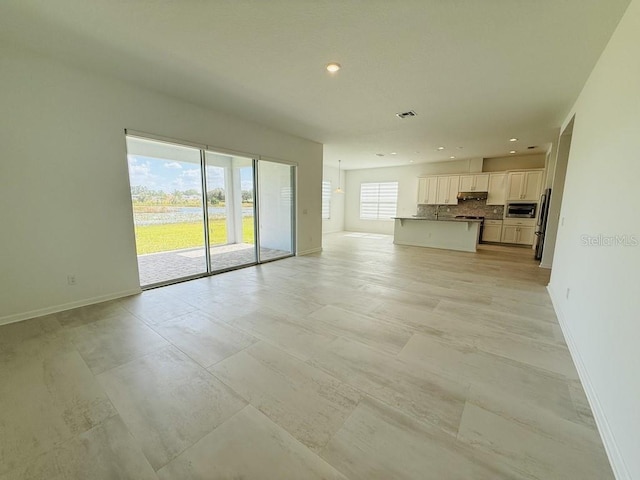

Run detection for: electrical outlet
[[67, 275, 76, 286], [566, 288, 570, 300]]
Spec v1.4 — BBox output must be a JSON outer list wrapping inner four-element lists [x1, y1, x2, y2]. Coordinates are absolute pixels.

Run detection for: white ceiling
[[0, 0, 630, 169]]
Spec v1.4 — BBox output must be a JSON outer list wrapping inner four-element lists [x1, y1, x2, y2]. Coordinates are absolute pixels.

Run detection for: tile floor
[[0, 233, 614, 479]]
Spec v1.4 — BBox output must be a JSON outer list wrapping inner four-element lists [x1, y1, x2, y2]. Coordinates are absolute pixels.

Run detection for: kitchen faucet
[[435, 205, 439, 219]]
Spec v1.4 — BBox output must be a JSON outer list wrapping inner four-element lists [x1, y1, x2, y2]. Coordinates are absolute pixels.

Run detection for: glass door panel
[[257, 160, 295, 261], [126, 136, 207, 287], [205, 152, 257, 271]]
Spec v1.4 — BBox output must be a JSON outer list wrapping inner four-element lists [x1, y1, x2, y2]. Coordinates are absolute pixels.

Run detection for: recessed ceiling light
[[326, 62, 341, 73], [437, 146, 445, 151], [510, 150, 517, 154], [409, 160, 414, 163], [510, 138, 518, 142], [390, 152, 397, 155], [450, 156, 456, 159]]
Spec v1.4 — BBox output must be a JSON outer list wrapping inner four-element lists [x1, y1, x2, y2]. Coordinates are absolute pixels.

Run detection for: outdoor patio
[[137, 243, 289, 286]]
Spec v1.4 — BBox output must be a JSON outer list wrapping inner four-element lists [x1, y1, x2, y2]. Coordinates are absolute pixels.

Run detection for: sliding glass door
[[126, 134, 295, 287], [126, 137, 207, 286], [205, 152, 257, 272], [257, 160, 295, 261]]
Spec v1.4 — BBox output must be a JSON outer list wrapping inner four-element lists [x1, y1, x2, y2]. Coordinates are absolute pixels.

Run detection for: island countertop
[[393, 216, 483, 223], [393, 217, 481, 252]]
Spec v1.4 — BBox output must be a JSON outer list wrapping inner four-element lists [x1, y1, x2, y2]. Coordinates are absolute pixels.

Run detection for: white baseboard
[[297, 247, 323, 256], [547, 286, 631, 480], [0, 288, 142, 327]]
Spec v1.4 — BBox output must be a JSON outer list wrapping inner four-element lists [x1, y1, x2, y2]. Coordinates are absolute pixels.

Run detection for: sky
[[127, 155, 254, 193]]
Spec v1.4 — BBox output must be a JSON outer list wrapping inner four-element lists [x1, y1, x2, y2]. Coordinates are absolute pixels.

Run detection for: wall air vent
[[396, 110, 417, 119]]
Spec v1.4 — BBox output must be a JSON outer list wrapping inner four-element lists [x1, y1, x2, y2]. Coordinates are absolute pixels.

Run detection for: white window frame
[[359, 181, 398, 221], [322, 180, 331, 220]]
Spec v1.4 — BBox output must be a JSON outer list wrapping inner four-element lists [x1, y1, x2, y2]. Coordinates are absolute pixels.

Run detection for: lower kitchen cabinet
[[482, 220, 503, 242], [501, 224, 535, 245]]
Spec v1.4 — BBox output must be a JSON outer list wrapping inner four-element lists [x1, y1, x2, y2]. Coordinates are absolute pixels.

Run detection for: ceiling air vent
[[396, 110, 417, 119]]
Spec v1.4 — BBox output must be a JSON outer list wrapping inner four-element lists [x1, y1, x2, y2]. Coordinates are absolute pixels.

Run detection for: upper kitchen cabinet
[[506, 170, 543, 201], [487, 173, 506, 205], [417, 176, 438, 204], [459, 174, 489, 192], [436, 175, 460, 205]]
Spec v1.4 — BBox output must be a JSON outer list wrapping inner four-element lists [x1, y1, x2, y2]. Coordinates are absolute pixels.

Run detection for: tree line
[[131, 186, 253, 205]]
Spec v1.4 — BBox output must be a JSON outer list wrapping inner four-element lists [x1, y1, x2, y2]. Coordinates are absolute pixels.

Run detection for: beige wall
[[322, 165, 345, 233], [0, 44, 323, 324], [482, 154, 546, 172]]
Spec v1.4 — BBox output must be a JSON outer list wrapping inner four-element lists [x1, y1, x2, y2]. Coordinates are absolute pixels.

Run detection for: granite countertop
[[394, 216, 483, 223]]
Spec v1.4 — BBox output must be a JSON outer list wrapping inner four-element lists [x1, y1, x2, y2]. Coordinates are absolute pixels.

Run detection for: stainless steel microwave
[[506, 202, 537, 218]]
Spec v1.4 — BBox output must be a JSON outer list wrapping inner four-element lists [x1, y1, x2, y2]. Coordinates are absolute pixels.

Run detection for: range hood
[[457, 191, 488, 201]]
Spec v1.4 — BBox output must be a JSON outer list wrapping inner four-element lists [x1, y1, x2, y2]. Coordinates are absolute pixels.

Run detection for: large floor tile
[[120, 293, 198, 326], [151, 310, 258, 368], [434, 299, 558, 345], [320, 397, 525, 480], [457, 402, 614, 480], [223, 308, 337, 361], [210, 342, 360, 451], [309, 337, 468, 435], [157, 405, 347, 480], [398, 333, 579, 422], [304, 305, 413, 355], [97, 346, 246, 470], [55, 299, 131, 328], [0, 416, 157, 480], [0, 320, 116, 475], [65, 313, 170, 374]]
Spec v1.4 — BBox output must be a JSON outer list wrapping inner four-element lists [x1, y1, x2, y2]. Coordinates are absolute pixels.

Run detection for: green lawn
[[134, 217, 255, 255]]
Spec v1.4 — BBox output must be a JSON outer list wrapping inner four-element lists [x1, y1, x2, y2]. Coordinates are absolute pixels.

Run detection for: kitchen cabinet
[[487, 173, 506, 205], [436, 175, 460, 205], [417, 176, 438, 204], [506, 170, 543, 201], [482, 220, 503, 243], [502, 218, 536, 245], [459, 174, 489, 192]]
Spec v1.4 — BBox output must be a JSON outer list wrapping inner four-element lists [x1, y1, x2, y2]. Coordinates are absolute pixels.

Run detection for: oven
[[506, 202, 537, 218]]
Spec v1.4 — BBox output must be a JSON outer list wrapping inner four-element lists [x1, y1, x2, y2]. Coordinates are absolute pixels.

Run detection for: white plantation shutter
[[322, 181, 331, 219], [359, 182, 398, 220]]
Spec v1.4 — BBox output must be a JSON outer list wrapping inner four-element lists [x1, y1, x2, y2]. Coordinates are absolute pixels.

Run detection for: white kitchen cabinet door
[[522, 171, 543, 201], [446, 176, 460, 205], [482, 224, 502, 242], [517, 226, 535, 245], [474, 174, 489, 192], [506, 172, 526, 200], [460, 174, 489, 192], [436, 176, 449, 204], [501, 225, 519, 243], [417, 177, 438, 204], [459, 175, 474, 191], [487, 173, 506, 205]]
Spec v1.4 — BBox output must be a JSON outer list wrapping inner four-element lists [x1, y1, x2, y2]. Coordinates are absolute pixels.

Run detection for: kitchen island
[[393, 217, 482, 252]]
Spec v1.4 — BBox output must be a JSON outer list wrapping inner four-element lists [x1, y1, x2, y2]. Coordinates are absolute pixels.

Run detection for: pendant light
[[335, 159, 344, 193]]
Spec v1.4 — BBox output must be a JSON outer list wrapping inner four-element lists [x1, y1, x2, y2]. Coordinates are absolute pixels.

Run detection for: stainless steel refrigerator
[[535, 188, 551, 260]]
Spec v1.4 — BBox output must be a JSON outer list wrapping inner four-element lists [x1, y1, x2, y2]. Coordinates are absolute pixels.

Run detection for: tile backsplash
[[417, 199, 504, 220]]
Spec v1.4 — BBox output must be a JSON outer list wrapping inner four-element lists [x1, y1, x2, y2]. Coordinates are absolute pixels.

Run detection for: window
[[322, 181, 331, 219], [360, 182, 398, 220]]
